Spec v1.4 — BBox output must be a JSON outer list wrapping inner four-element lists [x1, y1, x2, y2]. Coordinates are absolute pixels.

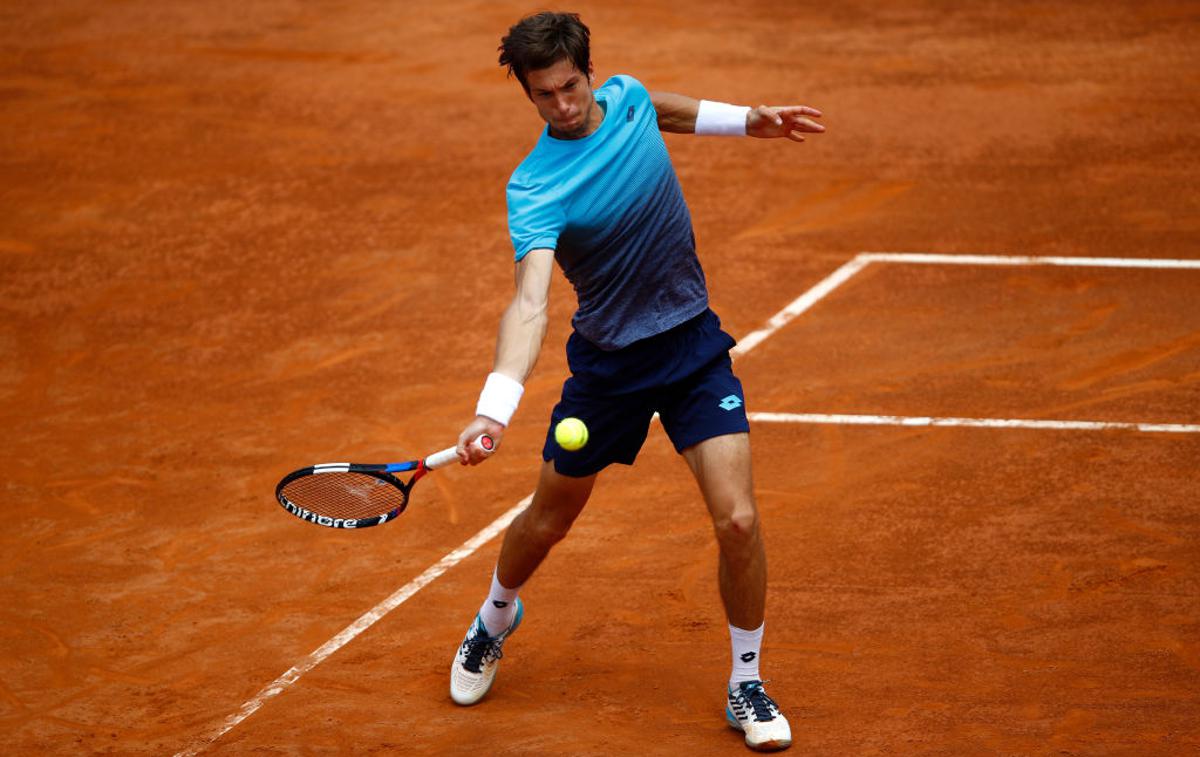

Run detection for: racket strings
[[279, 471, 407, 520]]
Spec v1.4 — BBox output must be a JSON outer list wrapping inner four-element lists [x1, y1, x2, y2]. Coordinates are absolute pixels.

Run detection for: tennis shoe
[[726, 680, 792, 751], [449, 598, 523, 706]]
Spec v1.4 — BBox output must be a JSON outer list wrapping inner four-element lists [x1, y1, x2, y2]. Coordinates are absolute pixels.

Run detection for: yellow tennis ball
[[554, 417, 589, 451]]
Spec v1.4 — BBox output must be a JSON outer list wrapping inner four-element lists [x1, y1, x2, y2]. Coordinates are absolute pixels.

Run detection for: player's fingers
[[465, 427, 501, 464], [778, 105, 823, 118], [789, 116, 825, 132], [456, 425, 482, 464], [471, 437, 489, 464]]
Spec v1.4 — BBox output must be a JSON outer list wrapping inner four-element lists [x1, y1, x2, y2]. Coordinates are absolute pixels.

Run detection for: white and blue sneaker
[[726, 680, 792, 751], [449, 598, 523, 705]]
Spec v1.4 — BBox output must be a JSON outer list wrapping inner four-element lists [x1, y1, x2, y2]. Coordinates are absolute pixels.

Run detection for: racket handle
[[425, 435, 495, 469]]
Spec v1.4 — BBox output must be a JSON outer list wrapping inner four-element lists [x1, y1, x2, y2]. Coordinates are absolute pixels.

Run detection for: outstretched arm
[[649, 91, 824, 142], [650, 91, 705, 133], [456, 248, 555, 463]]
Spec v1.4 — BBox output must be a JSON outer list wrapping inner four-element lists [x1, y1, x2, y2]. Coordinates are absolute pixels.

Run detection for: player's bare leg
[[496, 460, 596, 588], [683, 433, 765, 628], [451, 460, 595, 706], [684, 432, 791, 752]]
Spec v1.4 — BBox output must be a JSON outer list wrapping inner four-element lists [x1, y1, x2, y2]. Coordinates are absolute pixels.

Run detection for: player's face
[[525, 58, 598, 140]]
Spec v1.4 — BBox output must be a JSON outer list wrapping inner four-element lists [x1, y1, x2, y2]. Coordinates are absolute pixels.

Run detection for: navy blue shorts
[[542, 309, 750, 477]]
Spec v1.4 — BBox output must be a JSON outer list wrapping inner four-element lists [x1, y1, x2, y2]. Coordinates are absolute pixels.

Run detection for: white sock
[[477, 568, 520, 635], [729, 622, 764, 687]]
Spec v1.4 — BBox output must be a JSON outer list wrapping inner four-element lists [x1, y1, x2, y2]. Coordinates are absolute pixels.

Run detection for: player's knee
[[528, 508, 575, 547], [712, 505, 759, 547]]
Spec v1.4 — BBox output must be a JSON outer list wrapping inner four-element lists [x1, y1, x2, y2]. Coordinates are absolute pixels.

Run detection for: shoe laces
[[461, 624, 505, 674], [735, 680, 779, 722]]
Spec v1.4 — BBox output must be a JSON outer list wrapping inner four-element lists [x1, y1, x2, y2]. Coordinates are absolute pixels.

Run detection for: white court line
[[732, 255, 872, 358], [742, 253, 1200, 435], [749, 412, 1200, 434], [173, 495, 531, 757], [737, 250, 1200, 358], [860, 252, 1200, 269]]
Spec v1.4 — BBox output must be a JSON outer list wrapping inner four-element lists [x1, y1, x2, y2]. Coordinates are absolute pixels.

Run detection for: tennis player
[[451, 11, 824, 752]]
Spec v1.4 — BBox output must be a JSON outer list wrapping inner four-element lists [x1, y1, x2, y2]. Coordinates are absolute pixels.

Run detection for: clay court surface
[[2, 1, 1199, 754]]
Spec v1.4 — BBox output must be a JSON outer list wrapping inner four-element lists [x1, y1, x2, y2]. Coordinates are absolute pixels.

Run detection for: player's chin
[[555, 119, 586, 137]]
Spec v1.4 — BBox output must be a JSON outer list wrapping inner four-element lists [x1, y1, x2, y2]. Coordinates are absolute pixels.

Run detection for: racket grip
[[425, 435, 495, 469]]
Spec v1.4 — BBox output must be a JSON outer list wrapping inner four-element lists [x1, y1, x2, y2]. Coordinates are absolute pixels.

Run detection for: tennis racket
[[275, 435, 494, 529]]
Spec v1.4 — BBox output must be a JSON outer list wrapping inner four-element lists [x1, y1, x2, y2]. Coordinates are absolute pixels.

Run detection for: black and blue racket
[[275, 436, 494, 529]]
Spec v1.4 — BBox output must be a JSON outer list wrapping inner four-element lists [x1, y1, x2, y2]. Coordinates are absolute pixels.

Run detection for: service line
[[860, 252, 1200, 269], [749, 412, 1200, 434]]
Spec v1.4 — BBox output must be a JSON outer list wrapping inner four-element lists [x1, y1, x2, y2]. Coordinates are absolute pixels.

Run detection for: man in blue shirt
[[451, 11, 824, 752]]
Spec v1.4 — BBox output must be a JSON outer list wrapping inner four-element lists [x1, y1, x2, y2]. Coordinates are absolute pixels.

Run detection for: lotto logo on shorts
[[718, 395, 743, 411]]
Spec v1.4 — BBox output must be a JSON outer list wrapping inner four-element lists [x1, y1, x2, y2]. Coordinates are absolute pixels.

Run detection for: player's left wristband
[[695, 100, 751, 136], [475, 372, 524, 427]]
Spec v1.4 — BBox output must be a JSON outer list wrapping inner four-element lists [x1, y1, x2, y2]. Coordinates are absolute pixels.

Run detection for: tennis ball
[[554, 417, 589, 451]]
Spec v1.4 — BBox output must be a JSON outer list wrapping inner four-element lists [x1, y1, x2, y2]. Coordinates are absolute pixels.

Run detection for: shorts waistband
[[566, 308, 735, 392]]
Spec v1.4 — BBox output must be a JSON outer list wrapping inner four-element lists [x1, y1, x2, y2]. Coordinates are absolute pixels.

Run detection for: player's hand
[[747, 105, 824, 142], [457, 415, 505, 465]]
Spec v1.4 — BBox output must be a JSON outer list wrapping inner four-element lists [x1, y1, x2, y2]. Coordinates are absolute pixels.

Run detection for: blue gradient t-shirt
[[506, 75, 708, 350]]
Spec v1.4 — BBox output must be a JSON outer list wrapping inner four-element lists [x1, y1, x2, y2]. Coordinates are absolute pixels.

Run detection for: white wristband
[[475, 372, 524, 427], [695, 100, 750, 136]]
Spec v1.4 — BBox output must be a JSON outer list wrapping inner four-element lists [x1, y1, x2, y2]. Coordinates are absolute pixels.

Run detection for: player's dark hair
[[498, 11, 591, 93]]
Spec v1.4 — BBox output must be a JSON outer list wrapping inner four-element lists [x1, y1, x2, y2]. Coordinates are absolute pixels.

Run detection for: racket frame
[[274, 437, 493, 530]]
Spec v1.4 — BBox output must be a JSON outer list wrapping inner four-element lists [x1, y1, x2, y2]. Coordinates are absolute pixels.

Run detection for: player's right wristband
[[475, 372, 524, 427], [695, 100, 751, 136]]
